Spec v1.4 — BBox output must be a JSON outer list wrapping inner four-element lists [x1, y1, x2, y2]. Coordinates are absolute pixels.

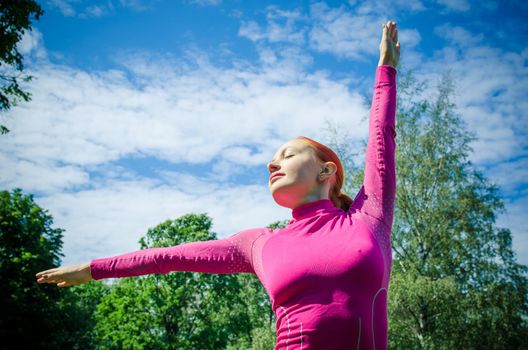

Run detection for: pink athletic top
[[90, 65, 397, 350]]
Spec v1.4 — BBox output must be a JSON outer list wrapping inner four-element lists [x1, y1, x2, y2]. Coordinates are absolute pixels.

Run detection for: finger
[[391, 24, 397, 37], [36, 268, 57, 277], [37, 273, 50, 281], [57, 281, 69, 287], [37, 276, 52, 283], [45, 272, 59, 280], [42, 273, 64, 283], [391, 28, 397, 41]]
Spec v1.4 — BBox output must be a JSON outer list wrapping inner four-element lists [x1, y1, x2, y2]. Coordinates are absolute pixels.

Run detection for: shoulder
[[227, 227, 273, 243]]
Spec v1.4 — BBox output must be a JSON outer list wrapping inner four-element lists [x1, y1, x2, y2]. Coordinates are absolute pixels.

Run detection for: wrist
[[82, 262, 93, 280], [378, 60, 396, 68]]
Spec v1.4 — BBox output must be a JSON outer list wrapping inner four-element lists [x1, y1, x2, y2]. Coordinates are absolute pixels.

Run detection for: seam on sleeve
[[374, 93, 386, 178]]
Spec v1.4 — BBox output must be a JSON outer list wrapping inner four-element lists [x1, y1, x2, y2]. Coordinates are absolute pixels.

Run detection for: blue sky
[[1, 0, 527, 269]]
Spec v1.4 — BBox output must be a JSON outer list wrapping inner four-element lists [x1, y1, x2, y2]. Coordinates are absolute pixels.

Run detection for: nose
[[267, 161, 279, 174]]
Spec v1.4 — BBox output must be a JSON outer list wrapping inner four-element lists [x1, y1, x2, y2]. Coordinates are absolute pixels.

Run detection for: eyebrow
[[270, 146, 298, 163]]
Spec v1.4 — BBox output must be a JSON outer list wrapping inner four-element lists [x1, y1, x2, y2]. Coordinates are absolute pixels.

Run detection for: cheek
[[292, 162, 316, 180]]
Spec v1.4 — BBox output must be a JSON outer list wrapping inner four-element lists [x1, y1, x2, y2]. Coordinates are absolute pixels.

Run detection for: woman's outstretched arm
[[36, 227, 266, 287], [352, 21, 400, 231]]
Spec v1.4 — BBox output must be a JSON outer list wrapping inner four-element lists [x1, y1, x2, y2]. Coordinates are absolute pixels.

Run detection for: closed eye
[[269, 154, 294, 164]]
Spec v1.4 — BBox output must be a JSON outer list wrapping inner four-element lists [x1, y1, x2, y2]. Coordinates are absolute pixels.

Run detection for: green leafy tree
[[93, 213, 271, 349], [0, 188, 64, 348], [0, 0, 44, 135], [389, 67, 527, 349], [325, 65, 528, 349], [226, 220, 290, 350], [64, 281, 112, 350], [0, 188, 104, 349]]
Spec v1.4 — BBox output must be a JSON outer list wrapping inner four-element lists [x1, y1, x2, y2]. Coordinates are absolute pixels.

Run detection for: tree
[[62, 281, 112, 350], [226, 220, 290, 350], [93, 213, 274, 349], [391, 67, 527, 349], [325, 65, 528, 349], [0, 188, 104, 349], [0, 0, 44, 135]]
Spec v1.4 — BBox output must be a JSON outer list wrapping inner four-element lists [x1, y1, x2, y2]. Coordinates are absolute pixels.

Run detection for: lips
[[269, 173, 285, 182]]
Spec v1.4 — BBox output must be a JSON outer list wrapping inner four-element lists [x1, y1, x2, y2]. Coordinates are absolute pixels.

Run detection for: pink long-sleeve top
[[90, 65, 397, 350]]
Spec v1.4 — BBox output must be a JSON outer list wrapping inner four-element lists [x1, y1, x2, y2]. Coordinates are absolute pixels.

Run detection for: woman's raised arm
[[352, 21, 399, 230]]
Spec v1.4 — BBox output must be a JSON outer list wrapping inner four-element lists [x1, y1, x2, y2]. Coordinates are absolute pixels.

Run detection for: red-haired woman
[[37, 21, 400, 349]]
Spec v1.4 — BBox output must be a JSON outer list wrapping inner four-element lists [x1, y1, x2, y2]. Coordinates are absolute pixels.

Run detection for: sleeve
[[89, 228, 266, 280], [350, 65, 397, 230]]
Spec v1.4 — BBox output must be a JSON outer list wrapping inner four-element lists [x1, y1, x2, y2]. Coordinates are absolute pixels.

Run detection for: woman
[[36, 21, 400, 349]]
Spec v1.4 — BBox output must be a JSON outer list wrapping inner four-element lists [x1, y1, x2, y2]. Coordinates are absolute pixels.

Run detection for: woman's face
[[267, 139, 337, 209]]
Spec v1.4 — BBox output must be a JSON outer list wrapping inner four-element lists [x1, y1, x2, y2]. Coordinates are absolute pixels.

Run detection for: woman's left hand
[[378, 21, 400, 68]]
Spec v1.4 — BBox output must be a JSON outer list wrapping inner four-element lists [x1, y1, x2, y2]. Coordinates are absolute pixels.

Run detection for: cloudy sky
[[1, 0, 527, 269]]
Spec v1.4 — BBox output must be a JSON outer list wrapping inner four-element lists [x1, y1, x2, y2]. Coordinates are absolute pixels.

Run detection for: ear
[[324, 162, 338, 175], [320, 162, 338, 178]]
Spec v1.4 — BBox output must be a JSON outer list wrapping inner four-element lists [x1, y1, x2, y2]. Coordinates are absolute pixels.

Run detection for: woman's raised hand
[[378, 20, 400, 69], [35, 262, 93, 288]]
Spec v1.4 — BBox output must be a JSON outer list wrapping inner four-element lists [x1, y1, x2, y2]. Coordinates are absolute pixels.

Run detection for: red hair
[[295, 135, 353, 212]]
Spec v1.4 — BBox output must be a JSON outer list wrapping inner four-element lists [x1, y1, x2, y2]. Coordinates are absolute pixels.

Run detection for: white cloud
[[48, 0, 152, 18], [82, 5, 106, 18], [238, 20, 265, 42], [414, 43, 528, 166], [435, 0, 471, 12], [482, 157, 528, 197], [352, 0, 426, 15], [0, 154, 90, 194], [239, 6, 307, 45], [308, 2, 421, 62], [237, 2, 422, 64], [495, 193, 528, 267], [47, 0, 79, 17], [17, 27, 47, 59], [119, 0, 152, 11], [187, 0, 222, 7], [308, 2, 380, 61], [434, 23, 484, 47]]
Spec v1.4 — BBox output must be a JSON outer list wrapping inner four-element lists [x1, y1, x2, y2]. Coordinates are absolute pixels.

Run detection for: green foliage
[[0, 0, 44, 134], [226, 219, 290, 349], [323, 63, 528, 348], [63, 281, 112, 349], [92, 213, 279, 349], [388, 272, 463, 349], [0, 188, 62, 348], [324, 64, 528, 348], [0, 188, 103, 349]]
